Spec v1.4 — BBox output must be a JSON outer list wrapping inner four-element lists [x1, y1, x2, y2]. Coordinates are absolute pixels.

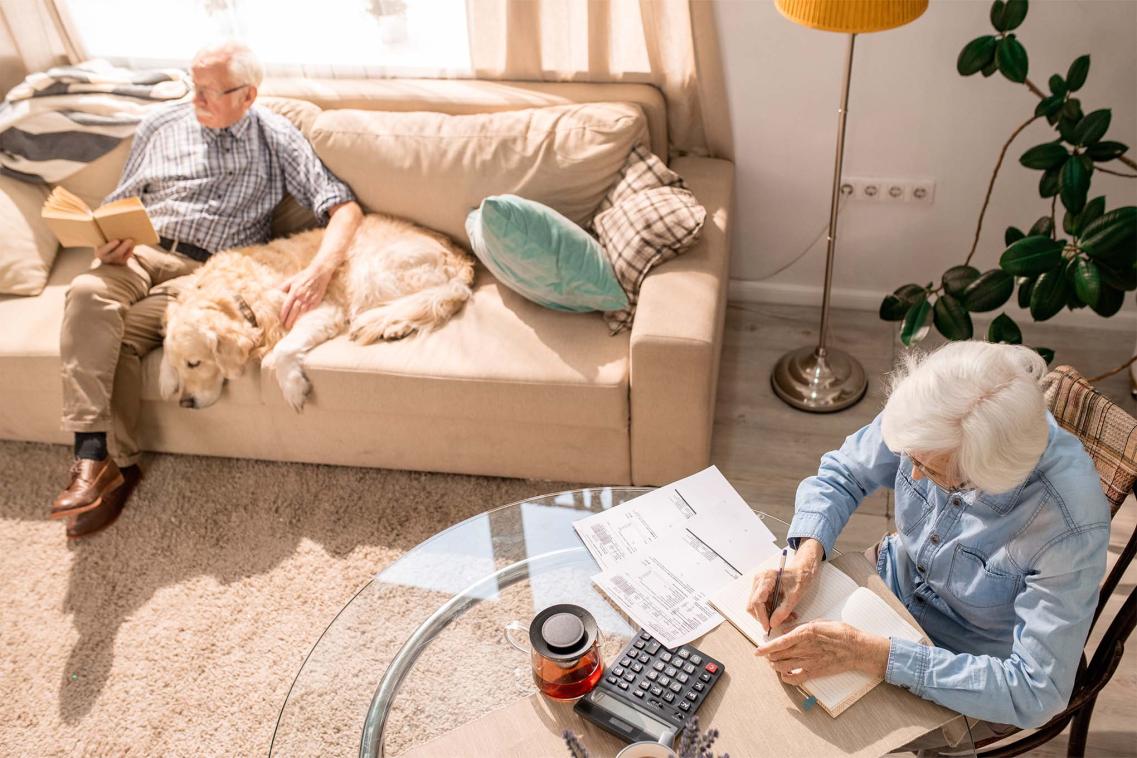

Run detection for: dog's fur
[[161, 213, 474, 411]]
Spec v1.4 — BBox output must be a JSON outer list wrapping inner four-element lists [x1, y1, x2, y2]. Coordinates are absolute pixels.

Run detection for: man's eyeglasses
[[192, 83, 249, 102]]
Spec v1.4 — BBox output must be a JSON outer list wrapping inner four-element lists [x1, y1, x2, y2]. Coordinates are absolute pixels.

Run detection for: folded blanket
[[0, 59, 190, 184]]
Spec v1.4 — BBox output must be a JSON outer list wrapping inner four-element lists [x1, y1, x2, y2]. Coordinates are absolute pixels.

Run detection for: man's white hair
[[880, 341, 1049, 494], [192, 41, 263, 88]]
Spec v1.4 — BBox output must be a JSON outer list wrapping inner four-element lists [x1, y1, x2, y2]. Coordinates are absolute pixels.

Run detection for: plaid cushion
[[1042, 365, 1137, 515], [593, 144, 706, 333]]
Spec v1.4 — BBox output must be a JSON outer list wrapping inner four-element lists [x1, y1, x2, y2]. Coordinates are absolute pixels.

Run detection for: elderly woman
[[748, 341, 1109, 733]]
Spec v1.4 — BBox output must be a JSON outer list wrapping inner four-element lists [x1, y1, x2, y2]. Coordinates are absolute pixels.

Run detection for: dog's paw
[[349, 319, 415, 343], [279, 365, 311, 412], [260, 349, 280, 374]]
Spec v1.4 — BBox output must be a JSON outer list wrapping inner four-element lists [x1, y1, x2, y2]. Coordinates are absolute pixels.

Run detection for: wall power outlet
[[840, 177, 935, 205]]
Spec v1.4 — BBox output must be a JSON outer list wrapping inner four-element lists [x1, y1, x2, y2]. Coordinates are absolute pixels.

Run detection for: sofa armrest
[[0, 175, 59, 296], [629, 156, 733, 485]]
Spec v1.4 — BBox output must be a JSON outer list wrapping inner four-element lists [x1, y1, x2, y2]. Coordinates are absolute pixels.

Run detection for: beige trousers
[[60, 245, 201, 466]]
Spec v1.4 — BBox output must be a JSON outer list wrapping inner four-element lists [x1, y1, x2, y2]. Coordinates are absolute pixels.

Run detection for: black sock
[[74, 432, 108, 461]]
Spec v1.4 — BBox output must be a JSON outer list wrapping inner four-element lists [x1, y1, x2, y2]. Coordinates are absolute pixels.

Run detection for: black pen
[[766, 547, 788, 625]]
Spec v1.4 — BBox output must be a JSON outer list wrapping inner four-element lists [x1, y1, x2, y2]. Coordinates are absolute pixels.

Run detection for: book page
[[93, 198, 159, 246], [842, 587, 924, 644], [40, 214, 104, 247]]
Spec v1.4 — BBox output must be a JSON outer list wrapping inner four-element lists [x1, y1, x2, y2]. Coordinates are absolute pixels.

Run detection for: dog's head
[[161, 291, 261, 410]]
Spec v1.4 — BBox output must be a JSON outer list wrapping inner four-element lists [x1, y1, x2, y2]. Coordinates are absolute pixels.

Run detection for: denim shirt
[[787, 412, 1109, 728]]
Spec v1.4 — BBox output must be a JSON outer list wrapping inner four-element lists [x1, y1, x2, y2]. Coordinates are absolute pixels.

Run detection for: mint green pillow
[[465, 194, 629, 313]]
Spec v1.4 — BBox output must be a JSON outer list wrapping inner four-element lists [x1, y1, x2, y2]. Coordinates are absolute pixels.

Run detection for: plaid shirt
[[105, 102, 354, 254]]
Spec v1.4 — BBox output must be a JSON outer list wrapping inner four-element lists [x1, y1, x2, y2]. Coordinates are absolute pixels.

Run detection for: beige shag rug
[[0, 440, 579, 757]]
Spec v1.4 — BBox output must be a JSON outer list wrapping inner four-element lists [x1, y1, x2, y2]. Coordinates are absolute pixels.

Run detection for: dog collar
[[235, 295, 259, 329]]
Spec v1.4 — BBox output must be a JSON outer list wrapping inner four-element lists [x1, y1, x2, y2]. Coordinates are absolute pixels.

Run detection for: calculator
[[573, 629, 724, 745]]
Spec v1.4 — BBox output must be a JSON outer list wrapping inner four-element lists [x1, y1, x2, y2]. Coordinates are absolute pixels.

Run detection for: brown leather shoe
[[51, 458, 124, 520], [66, 465, 140, 539]]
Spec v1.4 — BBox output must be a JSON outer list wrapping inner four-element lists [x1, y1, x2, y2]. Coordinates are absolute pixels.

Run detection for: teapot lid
[[529, 604, 597, 662]]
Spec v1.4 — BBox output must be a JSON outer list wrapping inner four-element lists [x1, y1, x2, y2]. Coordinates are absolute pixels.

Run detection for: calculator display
[[586, 690, 671, 741]]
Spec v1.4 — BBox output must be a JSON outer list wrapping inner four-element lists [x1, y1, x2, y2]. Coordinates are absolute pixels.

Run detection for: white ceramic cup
[[615, 742, 677, 758]]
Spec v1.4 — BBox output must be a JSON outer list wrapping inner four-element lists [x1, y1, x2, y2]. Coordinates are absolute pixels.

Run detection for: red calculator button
[[705, 662, 718, 674]]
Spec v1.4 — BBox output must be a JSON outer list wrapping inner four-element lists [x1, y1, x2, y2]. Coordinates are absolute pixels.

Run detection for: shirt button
[[915, 595, 925, 604], [930, 533, 941, 545], [951, 496, 962, 507], [917, 564, 926, 573]]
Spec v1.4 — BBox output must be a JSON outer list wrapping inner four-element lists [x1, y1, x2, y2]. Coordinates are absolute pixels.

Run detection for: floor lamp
[[770, 0, 928, 412]]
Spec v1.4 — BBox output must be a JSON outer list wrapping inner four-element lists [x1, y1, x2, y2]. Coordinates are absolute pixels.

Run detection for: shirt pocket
[[946, 545, 1021, 608], [895, 474, 932, 536]]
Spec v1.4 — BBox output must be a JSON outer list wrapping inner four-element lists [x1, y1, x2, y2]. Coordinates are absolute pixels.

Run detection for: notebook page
[[842, 587, 924, 643]]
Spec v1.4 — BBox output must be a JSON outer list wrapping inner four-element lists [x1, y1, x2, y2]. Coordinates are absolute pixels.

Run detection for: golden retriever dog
[[161, 213, 474, 411]]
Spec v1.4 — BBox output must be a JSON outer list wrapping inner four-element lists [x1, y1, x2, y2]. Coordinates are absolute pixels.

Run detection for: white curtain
[[0, 0, 81, 93]]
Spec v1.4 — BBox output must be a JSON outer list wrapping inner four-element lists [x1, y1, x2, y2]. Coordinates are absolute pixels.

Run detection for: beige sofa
[[0, 79, 732, 486]]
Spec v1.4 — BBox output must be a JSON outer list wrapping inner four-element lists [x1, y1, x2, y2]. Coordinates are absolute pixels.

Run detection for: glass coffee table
[[270, 487, 970, 757]]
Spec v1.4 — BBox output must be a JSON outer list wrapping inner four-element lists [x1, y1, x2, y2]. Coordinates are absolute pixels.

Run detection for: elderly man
[[51, 42, 362, 538]]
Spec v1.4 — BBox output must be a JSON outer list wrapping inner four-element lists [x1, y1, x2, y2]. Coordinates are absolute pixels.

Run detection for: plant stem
[[1050, 196, 1057, 236], [966, 114, 1041, 267], [1024, 77, 1046, 99], [1022, 77, 1137, 173], [1088, 354, 1137, 384], [1097, 165, 1137, 178]]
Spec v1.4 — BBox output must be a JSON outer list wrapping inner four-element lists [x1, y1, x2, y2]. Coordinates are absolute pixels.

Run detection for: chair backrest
[[1042, 365, 1137, 515]]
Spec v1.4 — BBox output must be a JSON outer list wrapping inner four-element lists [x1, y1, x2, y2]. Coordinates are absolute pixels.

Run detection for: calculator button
[[613, 666, 625, 677], [683, 663, 696, 675], [690, 655, 703, 665], [606, 676, 618, 685], [634, 689, 646, 698], [638, 653, 651, 664], [700, 673, 711, 683], [685, 691, 698, 702], [677, 648, 690, 659], [663, 692, 675, 703], [705, 662, 719, 674], [669, 682, 682, 693], [633, 640, 646, 650], [632, 662, 644, 673], [624, 672, 636, 682], [651, 686, 663, 697], [660, 652, 672, 663], [679, 701, 691, 712], [618, 681, 629, 690], [665, 666, 678, 677], [640, 631, 652, 640], [646, 641, 661, 655], [647, 671, 659, 682], [659, 676, 671, 687], [653, 662, 665, 672], [677, 673, 689, 684], [694, 682, 705, 692], [620, 657, 632, 668]]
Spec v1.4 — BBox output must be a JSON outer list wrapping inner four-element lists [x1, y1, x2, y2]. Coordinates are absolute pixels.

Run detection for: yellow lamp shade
[[775, 0, 928, 33]]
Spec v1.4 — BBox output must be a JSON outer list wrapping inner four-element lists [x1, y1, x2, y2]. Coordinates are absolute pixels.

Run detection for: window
[[59, 0, 472, 76]]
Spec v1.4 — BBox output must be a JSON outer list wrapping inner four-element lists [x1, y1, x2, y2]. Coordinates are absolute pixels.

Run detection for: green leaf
[[1029, 216, 1054, 237], [1000, 235, 1064, 275], [981, 60, 998, 77], [1059, 156, 1089, 214], [1039, 167, 1060, 198], [1098, 261, 1137, 292], [1048, 74, 1066, 96], [1080, 207, 1137, 259], [1066, 55, 1090, 91], [1002, 0, 1028, 30], [1087, 141, 1129, 161], [1069, 196, 1106, 237], [962, 269, 1014, 312], [879, 283, 926, 321], [1090, 284, 1124, 317], [1029, 269, 1069, 321], [1062, 98, 1083, 122], [1071, 258, 1102, 307], [958, 35, 998, 76], [1034, 94, 1063, 119], [1005, 226, 1026, 246], [987, 313, 1022, 344], [1035, 347, 1055, 365], [996, 34, 1028, 82], [942, 265, 981, 297], [989, 0, 1008, 30], [1017, 275, 1036, 308], [1019, 142, 1068, 170], [1075, 109, 1111, 146], [900, 296, 932, 347], [933, 294, 973, 340]]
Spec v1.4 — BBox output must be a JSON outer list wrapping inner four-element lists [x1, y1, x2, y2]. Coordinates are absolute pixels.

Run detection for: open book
[[708, 554, 926, 717], [41, 186, 159, 248]]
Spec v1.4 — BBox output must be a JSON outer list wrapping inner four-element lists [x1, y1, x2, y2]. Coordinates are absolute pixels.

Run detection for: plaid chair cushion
[[593, 144, 706, 334], [1042, 365, 1137, 514]]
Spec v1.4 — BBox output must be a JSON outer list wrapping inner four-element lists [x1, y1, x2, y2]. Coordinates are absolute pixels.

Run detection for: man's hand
[[278, 265, 333, 329], [748, 538, 825, 632], [754, 621, 890, 685], [94, 238, 135, 266]]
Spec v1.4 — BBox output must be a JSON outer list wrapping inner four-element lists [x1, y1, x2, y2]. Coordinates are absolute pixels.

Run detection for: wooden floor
[[710, 302, 1136, 757]]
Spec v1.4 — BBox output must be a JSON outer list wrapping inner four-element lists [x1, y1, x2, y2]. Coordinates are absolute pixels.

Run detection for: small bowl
[[616, 742, 677, 758]]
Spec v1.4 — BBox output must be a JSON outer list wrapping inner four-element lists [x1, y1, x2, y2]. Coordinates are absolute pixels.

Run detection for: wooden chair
[[974, 366, 1137, 757]]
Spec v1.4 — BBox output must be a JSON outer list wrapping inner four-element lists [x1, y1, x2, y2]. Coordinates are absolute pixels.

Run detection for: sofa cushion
[[465, 195, 627, 313], [308, 102, 648, 246], [0, 175, 58, 296]]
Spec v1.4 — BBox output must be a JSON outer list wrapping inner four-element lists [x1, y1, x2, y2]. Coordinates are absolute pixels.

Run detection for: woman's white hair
[[192, 41, 263, 88], [880, 341, 1049, 494]]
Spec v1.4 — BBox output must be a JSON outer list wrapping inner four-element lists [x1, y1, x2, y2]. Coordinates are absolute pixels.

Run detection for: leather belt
[[158, 236, 212, 262]]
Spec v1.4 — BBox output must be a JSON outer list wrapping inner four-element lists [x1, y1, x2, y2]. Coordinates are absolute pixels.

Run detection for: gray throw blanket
[[0, 59, 190, 185]]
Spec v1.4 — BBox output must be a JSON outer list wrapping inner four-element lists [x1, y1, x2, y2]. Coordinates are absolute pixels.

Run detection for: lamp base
[[771, 345, 868, 413]]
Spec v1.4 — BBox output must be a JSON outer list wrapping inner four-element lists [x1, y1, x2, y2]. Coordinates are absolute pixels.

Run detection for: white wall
[[713, 0, 1137, 331]]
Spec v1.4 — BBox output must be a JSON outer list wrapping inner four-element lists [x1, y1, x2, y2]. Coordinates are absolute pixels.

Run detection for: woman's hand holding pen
[[746, 538, 825, 632]]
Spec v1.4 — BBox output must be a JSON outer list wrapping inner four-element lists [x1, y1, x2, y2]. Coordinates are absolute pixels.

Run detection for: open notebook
[[708, 555, 926, 717]]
